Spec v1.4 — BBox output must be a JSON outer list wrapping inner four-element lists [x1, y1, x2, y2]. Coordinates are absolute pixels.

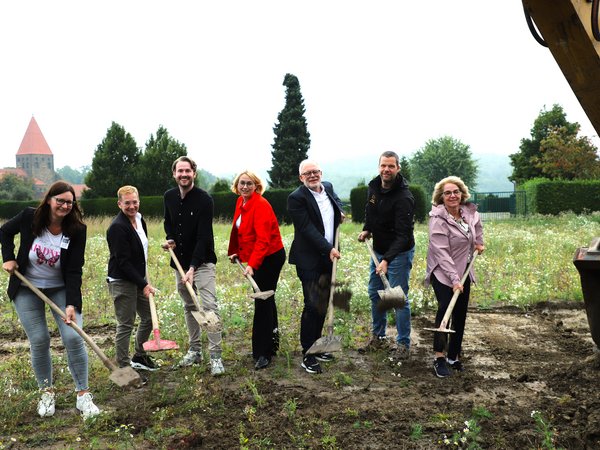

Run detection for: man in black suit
[[288, 159, 344, 374], [107, 185, 157, 372]]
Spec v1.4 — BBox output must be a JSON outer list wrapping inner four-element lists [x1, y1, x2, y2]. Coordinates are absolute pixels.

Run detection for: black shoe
[[315, 353, 334, 362], [131, 354, 159, 371], [133, 370, 148, 388], [255, 356, 270, 370], [301, 355, 322, 374], [433, 357, 451, 378], [448, 360, 464, 372]]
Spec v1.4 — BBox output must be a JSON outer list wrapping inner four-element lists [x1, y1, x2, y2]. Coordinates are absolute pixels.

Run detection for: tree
[[56, 165, 89, 184], [399, 156, 412, 182], [536, 126, 600, 180], [211, 178, 231, 194], [0, 173, 35, 200], [268, 73, 311, 188], [409, 136, 478, 196], [135, 126, 188, 195], [84, 122, 140, 198], [509, 104, 579, 184]]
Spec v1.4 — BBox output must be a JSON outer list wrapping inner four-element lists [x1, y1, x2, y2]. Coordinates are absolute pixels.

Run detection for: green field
[[0, 213, 598, 448]]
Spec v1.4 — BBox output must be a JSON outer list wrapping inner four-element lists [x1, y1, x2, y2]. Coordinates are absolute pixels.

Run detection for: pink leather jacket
[[424, 202, 483, 288]]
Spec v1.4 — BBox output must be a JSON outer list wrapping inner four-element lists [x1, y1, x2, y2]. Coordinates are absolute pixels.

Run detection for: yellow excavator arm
[[523, 0, 600, 134]]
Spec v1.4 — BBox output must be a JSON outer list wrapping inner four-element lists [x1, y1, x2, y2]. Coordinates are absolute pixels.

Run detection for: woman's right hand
[[453, 282, 464, 293], [2, 260, 18, 275]]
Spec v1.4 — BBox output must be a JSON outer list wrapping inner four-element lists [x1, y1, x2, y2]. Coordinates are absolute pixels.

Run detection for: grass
[[0, 213, 598, 447]]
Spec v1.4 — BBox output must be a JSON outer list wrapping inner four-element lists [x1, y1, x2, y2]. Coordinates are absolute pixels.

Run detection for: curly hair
[[431, 176, 471, 206]]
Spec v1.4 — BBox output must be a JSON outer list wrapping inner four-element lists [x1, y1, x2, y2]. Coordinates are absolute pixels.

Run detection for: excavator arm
[[523, 0, 600, 134]]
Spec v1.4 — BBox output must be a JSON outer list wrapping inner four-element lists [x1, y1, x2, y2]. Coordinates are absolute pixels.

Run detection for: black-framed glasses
[[53, 197, 75, 207], [301, 169, 321, 177], [443, 190, 461, 197]]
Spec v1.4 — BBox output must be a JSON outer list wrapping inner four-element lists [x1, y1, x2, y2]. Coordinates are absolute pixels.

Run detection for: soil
[[3, 302, 600, 449]]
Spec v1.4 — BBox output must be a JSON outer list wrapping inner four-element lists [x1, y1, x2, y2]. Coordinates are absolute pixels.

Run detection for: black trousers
[[297, 260, 333, 354], [431, 273, 471, 361], [251, 248, 285, 359]]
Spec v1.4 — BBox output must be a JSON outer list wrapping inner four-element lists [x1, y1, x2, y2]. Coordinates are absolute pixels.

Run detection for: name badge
[[60, 237, 70, 249]]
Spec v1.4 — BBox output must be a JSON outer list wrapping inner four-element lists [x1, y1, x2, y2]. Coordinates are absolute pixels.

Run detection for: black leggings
[[431, 273, 471, 361], [251, 248, 286, 359]]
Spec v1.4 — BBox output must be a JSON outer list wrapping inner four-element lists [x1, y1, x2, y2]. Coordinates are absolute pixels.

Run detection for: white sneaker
[[76, 392, 100, 419], [38, 391, 55, 417], [177, 350, 203, 368], [210, 357, 225, 376]]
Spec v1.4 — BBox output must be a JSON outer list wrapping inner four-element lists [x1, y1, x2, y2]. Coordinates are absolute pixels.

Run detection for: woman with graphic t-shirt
[[0, 181, 100, 419]]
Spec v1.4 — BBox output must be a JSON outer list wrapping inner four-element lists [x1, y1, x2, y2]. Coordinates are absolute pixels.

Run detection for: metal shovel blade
[[423, 326, 456, 334], [250, 289, 275, 300], [191, 310, 220, 331], [143, 330, 179, 352], [109, 366, 143, 387], [376, 287, 406, 312], [305, 335, 342, 355]]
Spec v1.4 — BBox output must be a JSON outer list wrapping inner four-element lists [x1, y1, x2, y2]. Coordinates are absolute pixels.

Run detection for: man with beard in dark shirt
[[163, 156, 224, 375]]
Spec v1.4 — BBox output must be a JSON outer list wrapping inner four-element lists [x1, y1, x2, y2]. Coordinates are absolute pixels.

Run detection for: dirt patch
[[2, 304, 600, 449]]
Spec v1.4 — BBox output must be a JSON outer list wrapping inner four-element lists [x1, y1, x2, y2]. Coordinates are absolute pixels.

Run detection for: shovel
[[167, 247, 220, 331], [143, 291, 179, 352], [233, 257, 274, 300], [305, 228, 342, 356], [424, 251, 479, 334], [365, 239, 406, 312], [14, 270, 141, 388]]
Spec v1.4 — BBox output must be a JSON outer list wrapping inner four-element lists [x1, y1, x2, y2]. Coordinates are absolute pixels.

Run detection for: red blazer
[[228, 192, 284, 270]]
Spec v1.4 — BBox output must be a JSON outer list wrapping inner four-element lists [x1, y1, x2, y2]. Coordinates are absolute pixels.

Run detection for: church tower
[[16, 116, 56, 185]]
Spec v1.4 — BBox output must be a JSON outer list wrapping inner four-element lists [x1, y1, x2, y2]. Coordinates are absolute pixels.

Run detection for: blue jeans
[[368, 246, 415, 348], [13, 287, 89, 391]]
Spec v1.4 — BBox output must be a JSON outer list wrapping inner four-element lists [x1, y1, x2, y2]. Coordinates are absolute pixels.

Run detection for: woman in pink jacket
[[425, 176, 484, 378], [228, 170, 286, 370]]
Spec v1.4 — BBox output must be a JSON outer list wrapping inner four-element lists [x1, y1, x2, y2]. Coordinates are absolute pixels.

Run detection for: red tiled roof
[[16, 116, 53, 156], [71, 184, 88, 199], [0, 167, 29, 178]]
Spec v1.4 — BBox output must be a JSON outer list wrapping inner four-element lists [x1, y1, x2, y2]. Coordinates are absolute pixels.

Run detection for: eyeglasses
[[238, 181, 255, 187], [301, 169, 321, 177], [53, 197, 75, 207], [443, 190, 461, 197]]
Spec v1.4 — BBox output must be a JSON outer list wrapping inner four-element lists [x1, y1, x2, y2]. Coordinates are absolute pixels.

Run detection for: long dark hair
[[32, 181, 85, 236]]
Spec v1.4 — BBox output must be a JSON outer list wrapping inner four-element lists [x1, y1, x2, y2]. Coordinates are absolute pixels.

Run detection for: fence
[[471, 191, 527, 219]]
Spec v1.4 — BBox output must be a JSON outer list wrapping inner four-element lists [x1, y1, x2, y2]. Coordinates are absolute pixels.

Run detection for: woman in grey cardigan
[[424, 176, 484, 378]]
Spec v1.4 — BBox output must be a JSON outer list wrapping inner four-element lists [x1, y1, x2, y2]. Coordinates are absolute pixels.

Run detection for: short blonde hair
[[117, 185, 139, 200], [431, 176, 470, 205], [231, 171, 264, 195]]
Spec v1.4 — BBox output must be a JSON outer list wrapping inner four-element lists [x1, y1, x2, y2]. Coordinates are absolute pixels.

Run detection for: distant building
[[0, 117, 87, 198]]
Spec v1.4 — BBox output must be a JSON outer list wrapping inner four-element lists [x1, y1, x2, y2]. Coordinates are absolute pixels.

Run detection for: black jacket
[[364, 174, 415, 262], [287, 181, 344, 272], [163, 186, 217, 271], [0, 207, 87, 312], [107, 211, 148, 289]]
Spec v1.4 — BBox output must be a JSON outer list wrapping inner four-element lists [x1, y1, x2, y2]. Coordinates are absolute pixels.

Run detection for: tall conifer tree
[[268, 73, 311, 188]]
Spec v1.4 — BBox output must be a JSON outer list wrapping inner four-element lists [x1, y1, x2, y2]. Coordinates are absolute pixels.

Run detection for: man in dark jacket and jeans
[[358, 151, 415, 359]]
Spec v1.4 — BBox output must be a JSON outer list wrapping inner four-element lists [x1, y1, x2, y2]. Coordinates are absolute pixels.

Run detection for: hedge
[[522, 178, 600, 215], [349, 184, 428, 224]]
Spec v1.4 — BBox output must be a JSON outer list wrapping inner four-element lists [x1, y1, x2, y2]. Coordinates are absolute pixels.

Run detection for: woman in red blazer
[[228, 170, 286, 370]]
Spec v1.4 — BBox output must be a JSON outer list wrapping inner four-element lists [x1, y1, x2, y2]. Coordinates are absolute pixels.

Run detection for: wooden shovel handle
[[439, 252, 479, 328], [14, 270, 117, 371], [325, 227, 340, 335], [365, 239, 392, 289], [234, 258, 262, 292], [167, 247, 203, 311]]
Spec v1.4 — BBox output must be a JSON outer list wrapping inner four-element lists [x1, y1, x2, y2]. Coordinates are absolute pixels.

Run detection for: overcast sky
[[1, 1, 597, 177]]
